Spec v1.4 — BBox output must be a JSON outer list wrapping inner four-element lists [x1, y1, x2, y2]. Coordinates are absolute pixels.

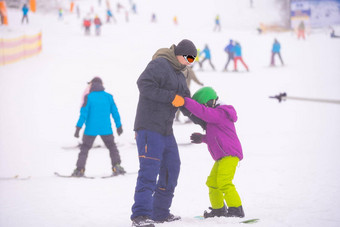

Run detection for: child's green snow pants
[[206, 156, 242, 209]]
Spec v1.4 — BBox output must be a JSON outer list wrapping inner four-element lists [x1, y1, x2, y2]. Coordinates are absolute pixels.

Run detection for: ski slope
[[1, 0, 340, 226]]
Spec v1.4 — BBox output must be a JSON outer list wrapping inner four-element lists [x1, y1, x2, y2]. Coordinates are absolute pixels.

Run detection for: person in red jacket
[[83, 15, 91, 35]]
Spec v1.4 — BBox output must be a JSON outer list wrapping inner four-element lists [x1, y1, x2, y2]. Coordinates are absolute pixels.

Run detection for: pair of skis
[[0, 175, 31, 180], [54, 172, 135, 179]]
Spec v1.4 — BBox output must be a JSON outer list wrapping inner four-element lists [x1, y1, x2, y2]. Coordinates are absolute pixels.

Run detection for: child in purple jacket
[[183, 87, 245, 218]]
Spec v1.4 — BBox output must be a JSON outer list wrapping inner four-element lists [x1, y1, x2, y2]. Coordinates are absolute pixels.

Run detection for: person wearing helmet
[[182, 87, 245, 219]]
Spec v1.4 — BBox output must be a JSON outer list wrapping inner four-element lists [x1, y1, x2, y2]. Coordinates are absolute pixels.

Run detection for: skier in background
[[106, 8, 116, 23], [151, 13, 156, 23], [183, 86, 245, 219], [173, 16, 178, 25], [270, 38, 284, 66], [131, 3, 137, 14], [233, 42, 249, 72], [330, 28, 340, 38], [125, 10, 129, 22], [94, 15, 102, 35], [213, 15, 221, 32], [76, 5, 80, 18], [21, 3, 29, 24], [58, 8, 63, 20], [116, 2, 124, 13], [83, 15, 91, 35], [223, 39, 235, 72], [73, 77, 125, 177], [297, 21, 306, 40], [199, 44, 216, 71]]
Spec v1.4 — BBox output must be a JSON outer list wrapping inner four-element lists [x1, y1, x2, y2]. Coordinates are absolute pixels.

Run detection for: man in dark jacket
[[131, 39, 197, 227]]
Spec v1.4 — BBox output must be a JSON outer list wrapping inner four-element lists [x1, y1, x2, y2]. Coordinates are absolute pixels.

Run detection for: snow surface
[[1, 0, 340, 226]]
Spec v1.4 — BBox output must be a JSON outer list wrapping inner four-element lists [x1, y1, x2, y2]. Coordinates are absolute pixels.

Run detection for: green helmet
[[192, 87, 218, 104]]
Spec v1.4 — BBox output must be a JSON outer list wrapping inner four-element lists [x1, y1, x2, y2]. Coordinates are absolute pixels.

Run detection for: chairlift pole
[[269, 93, 340, 105]]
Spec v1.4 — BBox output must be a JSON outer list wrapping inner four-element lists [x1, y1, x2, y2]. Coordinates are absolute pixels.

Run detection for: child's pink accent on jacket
[[184, 97, 243, 161]]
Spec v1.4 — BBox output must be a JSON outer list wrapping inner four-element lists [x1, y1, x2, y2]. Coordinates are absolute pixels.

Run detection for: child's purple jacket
[[184, 97, 243, 161]]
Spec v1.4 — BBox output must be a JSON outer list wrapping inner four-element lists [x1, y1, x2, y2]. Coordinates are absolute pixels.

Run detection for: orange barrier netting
[[0, 32, 42, 66]]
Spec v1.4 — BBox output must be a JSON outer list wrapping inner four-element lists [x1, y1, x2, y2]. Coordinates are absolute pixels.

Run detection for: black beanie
[[174, 39, 197, 57]]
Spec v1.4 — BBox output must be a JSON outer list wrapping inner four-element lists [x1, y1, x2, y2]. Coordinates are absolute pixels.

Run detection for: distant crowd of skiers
[[192, 38, 284, 73]]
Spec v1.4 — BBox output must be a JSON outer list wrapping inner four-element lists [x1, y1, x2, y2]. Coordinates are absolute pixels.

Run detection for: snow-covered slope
[[1, 0, 340, 226]]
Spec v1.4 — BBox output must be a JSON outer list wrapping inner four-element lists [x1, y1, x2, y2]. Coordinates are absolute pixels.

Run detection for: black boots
[[131, 214, 181, 226], [154, 213, 181, 223], [112, 164, 126, 176], [226, 206, 245, 218], [131, 216, 154, 227], [71, 168, 85, 177], [204, 205, 228, 218], [204, 205, 245, 218]]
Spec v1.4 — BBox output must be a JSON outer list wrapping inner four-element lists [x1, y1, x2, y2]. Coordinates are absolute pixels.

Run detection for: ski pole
[[269, 93, 340, 105]]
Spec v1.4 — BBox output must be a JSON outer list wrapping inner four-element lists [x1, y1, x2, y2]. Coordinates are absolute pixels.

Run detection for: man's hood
[[152, 44, 187, 72]]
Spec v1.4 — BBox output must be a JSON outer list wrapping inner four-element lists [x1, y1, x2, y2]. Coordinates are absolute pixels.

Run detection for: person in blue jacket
[[270, 38, 284, 66], [72, 77, 125, 177], [199, 44, 216, 71], [21, 4, 29, 24], [223, 39, 234, 71], [233, 42, 249, 72]]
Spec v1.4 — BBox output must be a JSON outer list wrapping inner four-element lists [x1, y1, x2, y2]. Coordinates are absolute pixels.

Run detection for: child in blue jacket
[[73, 77, 125, 177]]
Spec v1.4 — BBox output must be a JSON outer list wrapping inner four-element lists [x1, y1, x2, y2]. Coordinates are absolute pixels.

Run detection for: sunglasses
[[183, 55, 195, 64]]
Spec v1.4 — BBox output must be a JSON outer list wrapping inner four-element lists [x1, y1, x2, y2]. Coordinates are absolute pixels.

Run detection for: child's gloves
[[117, 126, 123, 136], [74, 127, 81, 138], [190, 132, 203, 144], [172, 95, 185, 107]]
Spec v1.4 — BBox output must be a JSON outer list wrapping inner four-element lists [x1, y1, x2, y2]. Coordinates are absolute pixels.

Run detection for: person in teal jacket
[[199, 44, 216, 71], [233, 42, 249, 72], [72, 77, 125, 177], [270, 38, 284, 66], [21, 4, 29, 24]]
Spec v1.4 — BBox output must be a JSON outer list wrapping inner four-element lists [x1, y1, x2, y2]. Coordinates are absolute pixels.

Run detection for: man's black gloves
[[74, 127, 81, 138], [190, 133, 203, 144], [117, 126, 123, 136]]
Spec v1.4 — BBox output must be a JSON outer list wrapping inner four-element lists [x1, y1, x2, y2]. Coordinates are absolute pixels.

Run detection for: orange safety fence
[[0, 32, 42, 66]]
